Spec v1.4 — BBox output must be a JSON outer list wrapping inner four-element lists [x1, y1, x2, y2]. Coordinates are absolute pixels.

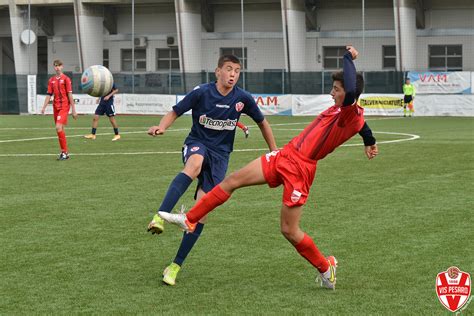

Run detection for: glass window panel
[[171, 60, 180, 70], [171, 49, 179, 58], [383, 58, 396, 68], [324, 58, 338, 69], [157, 60, 169, 70], [103, 49, 109, 59], [135, 50, 146, 59], [447, 57, 462, 67], [136, 61, 146, 70], [122, 61, 132, 71], [384, 46, 396, 56], [430, 46, 445, 56], [447, 45, 462, 56], [430, 57, 445, 68], [324, 47, 340, 57], [158, 49, 169, 58], [122, 49, 132, 59]]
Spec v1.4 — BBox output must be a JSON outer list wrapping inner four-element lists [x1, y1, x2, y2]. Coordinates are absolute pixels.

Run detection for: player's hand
[[72, 111, 78, 120], [346, 45, 359, 60], [40, 108, 45, 115], [364, 144, 378, 160], [148, 126, 164, 136]]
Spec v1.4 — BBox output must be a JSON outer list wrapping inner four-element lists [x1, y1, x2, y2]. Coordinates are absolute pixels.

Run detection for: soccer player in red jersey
[[40, 59, 78, 160], [159, 46, 378, 290]]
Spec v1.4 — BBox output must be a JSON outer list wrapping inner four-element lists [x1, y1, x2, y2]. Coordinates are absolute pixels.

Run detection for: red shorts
[[261, 144, 317, 207], [53, 108, 70, 125]]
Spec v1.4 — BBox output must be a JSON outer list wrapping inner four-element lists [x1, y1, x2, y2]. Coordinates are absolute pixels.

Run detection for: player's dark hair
[[217, 55, 242, 68], [332, 71, 365, 100], [53, 59, 63, 66]]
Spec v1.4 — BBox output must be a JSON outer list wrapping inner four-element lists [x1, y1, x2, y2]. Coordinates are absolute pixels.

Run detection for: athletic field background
[[0, 115, 472, 314]]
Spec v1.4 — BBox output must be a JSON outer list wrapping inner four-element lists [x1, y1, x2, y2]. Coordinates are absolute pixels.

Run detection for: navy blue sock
[[113, 128, 119, 135], [159, 172, 193, 213], [91, 128, 97, 135], [173, 223, 204, 266]]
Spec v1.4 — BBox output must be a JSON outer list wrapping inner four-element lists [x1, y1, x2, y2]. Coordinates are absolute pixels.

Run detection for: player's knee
[[224, 172, 241, 190], [183, 163, 202, 178], [280, 225, 298, 243], [55, 125, 63, 132]]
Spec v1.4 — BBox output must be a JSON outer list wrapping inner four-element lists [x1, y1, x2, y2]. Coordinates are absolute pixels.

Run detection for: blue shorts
[[95, 102, 116, 117], [182, 142, 229, 196]]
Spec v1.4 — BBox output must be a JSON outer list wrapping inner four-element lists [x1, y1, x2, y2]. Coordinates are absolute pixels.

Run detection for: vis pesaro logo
[[359, 96, 403, 109], [436, 266, 471, 312]]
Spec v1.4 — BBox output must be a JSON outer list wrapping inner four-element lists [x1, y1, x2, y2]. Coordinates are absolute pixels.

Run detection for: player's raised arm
[[358, 121, 378, 160], [342, 46, 358, 106]]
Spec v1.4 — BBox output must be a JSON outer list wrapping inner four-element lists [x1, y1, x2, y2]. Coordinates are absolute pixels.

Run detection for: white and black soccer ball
[[80, 65, 114, 97]]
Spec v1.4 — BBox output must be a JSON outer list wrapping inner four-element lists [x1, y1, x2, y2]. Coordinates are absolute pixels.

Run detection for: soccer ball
[[80, 65, 114, 97]]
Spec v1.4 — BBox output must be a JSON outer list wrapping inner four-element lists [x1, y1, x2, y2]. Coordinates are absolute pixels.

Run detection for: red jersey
[[47, 74, 72, 110], [289, 104, 365, 161]]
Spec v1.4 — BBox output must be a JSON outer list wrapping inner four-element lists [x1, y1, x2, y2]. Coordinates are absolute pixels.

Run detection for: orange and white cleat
[[84, 134, 96, 140], [158, 206, 196, 233], [112, 134, 121, 141]]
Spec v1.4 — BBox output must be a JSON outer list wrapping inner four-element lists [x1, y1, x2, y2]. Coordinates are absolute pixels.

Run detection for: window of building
[[429, 45, 462, 71], [121, 49, 147, 72], [220, 47, 247, 69], [103, 49, 109, 68], [382, 46, 396, 69], [156, 48, 180, 71], [323, 46, 346, 69]]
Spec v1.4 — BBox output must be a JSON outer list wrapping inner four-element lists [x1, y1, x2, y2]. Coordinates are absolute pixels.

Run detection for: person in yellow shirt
[[402, 78, 415, 117]]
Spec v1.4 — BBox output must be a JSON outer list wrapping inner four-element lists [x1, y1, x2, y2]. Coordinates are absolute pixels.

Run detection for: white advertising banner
[[253, 94, 292, 115], [292, 95, 333, 116], [408, 72, 471, 94], [412, 94, 474, 116], [121, 94, 175, 115], [27, 75, 36, 114], [34, 94, 115, 114]]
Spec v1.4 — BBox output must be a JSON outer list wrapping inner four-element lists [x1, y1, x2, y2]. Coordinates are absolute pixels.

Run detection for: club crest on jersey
[[291, 190, 302, 203], [235, 102, 244, 112], [436, 266, 471, 312], [190, 146, 200, 152]]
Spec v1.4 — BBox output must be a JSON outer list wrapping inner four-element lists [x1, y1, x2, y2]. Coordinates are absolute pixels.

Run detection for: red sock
[[294, 233, 329, 273], [186, 185, 231, 223], [57, 130, 68, 153]]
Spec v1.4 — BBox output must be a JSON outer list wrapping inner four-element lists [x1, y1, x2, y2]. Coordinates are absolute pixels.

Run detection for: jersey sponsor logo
[[216, 104, 230, 109], [57, 115, 61, 120], [235, 102, 244, 112], [291, 190, 302, 203], [199, 115, 237, 131], [436, 266, 471, 312], [190, 146, 200, 152]]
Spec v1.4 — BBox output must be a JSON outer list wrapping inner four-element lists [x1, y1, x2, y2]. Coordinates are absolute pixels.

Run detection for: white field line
[[0, 131, 419, 157]]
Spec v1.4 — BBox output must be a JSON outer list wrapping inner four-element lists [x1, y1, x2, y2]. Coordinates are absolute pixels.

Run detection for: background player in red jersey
[[159, 46, 378, 290], [40, 59, 78, 160]]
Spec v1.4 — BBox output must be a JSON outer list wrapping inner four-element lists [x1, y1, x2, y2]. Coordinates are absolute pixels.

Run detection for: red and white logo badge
[[290, 190, 302, 203], [235, 102, 244, 112], [190, 146, 200, 152], [436, 266, 471, 312]]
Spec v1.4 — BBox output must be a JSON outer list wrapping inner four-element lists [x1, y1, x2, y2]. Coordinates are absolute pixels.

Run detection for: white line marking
[[0, 131, 419, 157]]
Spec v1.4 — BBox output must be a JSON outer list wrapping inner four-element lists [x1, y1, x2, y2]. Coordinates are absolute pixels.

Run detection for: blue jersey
[[99, 83, 117, 106], [173, 82, 264, 154]]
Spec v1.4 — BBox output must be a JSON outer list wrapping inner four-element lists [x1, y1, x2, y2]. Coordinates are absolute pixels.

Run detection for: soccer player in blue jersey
[[146, 54, 277, 286], [84, 83, 121, 141]]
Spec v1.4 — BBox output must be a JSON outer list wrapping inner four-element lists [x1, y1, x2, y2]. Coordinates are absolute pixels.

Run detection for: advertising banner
[[34, 94, 115, 114], [121, 94, 175, 115], [408, 72, 471, 94]]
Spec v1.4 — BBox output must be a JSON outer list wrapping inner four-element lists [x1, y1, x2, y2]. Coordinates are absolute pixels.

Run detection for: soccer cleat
[[57, 152, 70, 161], [112, 135, 121, 141], [84, 134, 96, 140], [158, 206, 196, 233], [243, 127, 249, 138], [147, 214, 164, 235], [162, 262, 181, 286], [316, 256, 338, 290]]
